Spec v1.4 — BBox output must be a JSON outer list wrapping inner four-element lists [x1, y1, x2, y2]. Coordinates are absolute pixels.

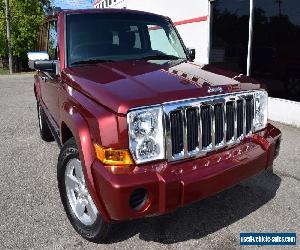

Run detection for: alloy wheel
[[65, 158, 98, 226]]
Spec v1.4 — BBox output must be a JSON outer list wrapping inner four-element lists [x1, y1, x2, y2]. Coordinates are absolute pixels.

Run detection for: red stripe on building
[[174, 16, 208, 26], [149, 15, 208, 31]]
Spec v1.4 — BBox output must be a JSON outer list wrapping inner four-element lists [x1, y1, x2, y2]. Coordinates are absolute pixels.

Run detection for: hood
[[63, 60, 261, 114]]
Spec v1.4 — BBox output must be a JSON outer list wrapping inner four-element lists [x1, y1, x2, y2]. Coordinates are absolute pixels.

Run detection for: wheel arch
[[60, 105, 111, 222], [61, 122, 74, 145]]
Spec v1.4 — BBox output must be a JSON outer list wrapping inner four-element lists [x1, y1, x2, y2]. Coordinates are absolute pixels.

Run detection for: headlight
[[254, 90, 268, 132], [127, 106, 165, 164]]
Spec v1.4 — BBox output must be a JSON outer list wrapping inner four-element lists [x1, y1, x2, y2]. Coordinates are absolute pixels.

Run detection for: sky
[[53, 0, 94, 9]]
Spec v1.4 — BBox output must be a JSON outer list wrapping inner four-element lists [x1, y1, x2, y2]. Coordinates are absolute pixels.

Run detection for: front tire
[[57, 138, 110, 243]]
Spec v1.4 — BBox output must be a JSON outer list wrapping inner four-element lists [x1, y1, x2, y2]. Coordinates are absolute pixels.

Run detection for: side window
[[130, 26, 142, 49], [147, 25, 180, 56], [40, 23, 48, 51], [148, 25, 171, 52], [48, 21, 58, 60]]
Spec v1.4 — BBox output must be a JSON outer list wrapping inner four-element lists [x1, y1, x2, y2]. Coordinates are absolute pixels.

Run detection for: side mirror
[[28, 51, 49, 69], [187, 48, 196, 61], [34, 60, 58, 73], [27, 51, 59, 75]]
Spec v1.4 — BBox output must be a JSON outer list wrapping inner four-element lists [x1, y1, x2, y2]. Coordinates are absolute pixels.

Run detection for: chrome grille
[[164, 92, 255, 162]]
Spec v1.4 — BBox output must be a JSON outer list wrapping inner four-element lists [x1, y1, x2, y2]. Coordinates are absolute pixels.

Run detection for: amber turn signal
[[94, 144, 134, 166]]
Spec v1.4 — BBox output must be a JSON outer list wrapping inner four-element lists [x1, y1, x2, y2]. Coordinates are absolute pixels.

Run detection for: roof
[[51, 8, 166, 19]]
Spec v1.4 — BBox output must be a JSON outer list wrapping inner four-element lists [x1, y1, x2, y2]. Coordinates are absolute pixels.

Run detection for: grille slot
[[170, 110, 184, 155], [201, 106, 212, 148], [245, 95, 254, 134], [166, 92, 256, 161], [226, 101, 235, 141], [186, 108, 199, 152], [214, 103, 224, 145], [236, 100, 244, 138]]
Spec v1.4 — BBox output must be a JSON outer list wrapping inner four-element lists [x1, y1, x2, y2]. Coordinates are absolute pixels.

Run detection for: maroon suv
[[28, 8, 281, 242]]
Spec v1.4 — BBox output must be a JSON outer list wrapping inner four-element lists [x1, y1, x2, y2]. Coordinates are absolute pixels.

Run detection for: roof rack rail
[[47, 7, 63, 16]]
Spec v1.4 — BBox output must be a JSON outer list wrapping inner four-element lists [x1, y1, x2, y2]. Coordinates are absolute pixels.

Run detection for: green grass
[[0, 68, 9, 75]]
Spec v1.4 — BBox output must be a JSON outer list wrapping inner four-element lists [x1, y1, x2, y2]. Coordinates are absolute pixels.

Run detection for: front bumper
[[91, 123, 281, 222]]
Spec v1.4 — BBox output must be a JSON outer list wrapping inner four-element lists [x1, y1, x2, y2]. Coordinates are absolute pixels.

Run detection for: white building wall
[[176, 21, 209, 64]]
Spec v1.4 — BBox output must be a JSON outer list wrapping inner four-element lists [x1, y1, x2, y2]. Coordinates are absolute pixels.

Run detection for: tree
[[40, 0, 52, 11], [0, 1, 6, 57], [0, 0, 50, 71]]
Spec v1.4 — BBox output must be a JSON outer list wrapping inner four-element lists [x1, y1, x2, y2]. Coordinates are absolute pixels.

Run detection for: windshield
[[66, 12, 187, 66]]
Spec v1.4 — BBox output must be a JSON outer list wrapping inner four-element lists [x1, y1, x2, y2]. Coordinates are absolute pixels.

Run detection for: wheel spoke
[[65, 173, 80, 190], [75, 199, 85, 217], [74, 161, 85, 184], [85, 197, 97, 221]]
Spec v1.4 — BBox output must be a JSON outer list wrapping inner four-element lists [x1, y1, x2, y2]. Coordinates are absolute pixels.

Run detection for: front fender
[[60, 102, 111, 222]]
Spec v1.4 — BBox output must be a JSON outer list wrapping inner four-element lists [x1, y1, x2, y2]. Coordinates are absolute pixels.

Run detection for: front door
[[40, 20, 60, 126]]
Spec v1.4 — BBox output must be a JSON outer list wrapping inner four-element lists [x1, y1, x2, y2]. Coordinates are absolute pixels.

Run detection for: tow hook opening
[[129, 188, 149, 212]]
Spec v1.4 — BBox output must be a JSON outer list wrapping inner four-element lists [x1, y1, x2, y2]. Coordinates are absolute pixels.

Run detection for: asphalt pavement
[[0, 74, 299, 250]]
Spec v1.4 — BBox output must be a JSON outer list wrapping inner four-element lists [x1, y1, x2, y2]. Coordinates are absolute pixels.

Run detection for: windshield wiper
[[71, 59, 114, 66], [138, 54, 185, 60]]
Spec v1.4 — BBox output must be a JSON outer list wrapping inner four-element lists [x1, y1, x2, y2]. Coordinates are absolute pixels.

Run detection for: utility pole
[[275, 0, 283, 16], [246, 0, 254, 76], [5, 0, 13, 74]]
